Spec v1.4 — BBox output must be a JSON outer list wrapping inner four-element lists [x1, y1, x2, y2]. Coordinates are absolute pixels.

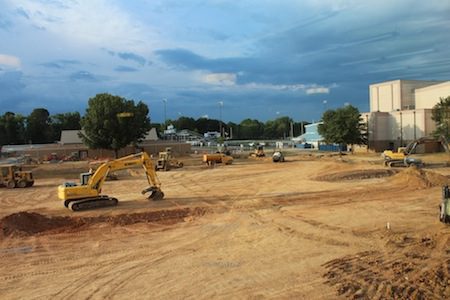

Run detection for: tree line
[[0, 93, 377, 157], [0, 109, 81, 146], [167, 116, 310, 140], [0, 100, 311, 147]]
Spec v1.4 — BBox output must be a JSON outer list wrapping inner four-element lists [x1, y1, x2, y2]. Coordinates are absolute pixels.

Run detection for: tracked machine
[[58, 152, 164, 211]]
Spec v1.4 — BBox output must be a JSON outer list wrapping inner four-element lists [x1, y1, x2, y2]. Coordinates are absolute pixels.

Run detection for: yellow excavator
[[58, 152, 164, 211], [382, 135, 450, 167]]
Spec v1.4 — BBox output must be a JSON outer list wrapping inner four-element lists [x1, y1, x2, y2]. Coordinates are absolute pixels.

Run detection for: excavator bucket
[[142, 186, 165, 201]]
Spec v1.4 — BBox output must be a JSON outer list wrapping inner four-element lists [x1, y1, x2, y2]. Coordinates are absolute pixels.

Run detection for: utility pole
[[218, 101, 223, 137], [163, 98, 167, 129]]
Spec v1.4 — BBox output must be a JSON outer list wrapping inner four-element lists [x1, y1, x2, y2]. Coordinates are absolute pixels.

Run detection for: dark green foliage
[[50, 112, 81, 141], [239, 118, 264, 139], [264, 116, 292, 139], [26, 108, 53, 143], [171, 116, 197, 132], [431, 96, 450, 138], [318, 105, 366, 148], [80, 93, 151, 157], [0, 112, 26, 145]]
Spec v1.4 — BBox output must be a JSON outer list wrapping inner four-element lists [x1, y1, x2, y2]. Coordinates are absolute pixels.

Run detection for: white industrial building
[[363, 79, 450, 152]]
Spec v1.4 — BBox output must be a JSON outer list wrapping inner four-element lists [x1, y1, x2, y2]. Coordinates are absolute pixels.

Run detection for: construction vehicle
[[250, 144, 265, 158], [203, 153, 233, 166], [440, 186, 450, 224], [0, 164, 34, 188], [58, 152, 164, 211], [272, 151, 285, 163], [155, 147, 184, 171], [382, 136, 449, 167]]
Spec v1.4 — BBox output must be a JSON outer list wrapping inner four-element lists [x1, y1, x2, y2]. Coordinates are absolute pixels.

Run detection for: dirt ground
[[0, 152, 449, 299]]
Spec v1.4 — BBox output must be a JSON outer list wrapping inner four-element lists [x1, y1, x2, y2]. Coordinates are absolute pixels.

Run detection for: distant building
[[204, 131, 221, 140], [363, 79, 450, 152], [293, 122, 323, 149]]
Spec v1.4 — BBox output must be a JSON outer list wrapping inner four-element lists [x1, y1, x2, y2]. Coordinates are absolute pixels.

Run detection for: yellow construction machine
[[0, 164, 34, 188], [155, 147, 184, 171], [382, 136, 450, 167], [249, 144, 265, 158], [58, 152, 164, 211]]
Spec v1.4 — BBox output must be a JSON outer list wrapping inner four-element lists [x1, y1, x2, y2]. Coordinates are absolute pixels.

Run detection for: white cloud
[[0, 54, 21, 68], [9, 0, 157, 52], [202, 73, 237, 86], [243, 83, 306, 91], [200, 72, 337, 95], [306, 87, 330, 94]]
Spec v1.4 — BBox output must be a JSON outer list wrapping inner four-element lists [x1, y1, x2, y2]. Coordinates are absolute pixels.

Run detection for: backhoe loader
[[58, 152, 164, 211]]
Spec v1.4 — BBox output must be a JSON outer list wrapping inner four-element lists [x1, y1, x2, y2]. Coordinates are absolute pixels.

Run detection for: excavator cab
[[80, 172, 92, 185]]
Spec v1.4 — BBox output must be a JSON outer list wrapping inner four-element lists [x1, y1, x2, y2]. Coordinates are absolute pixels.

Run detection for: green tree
[[26, 108, 52, 143], [0, 112, 26, 145], [195, 117, 220, 133], [172, 116, 196, 131], [239, 118, 264, 139], [264, 116, 292, 139], [80, 93, 151, 158], [50, 112, 81, 141], [431, 96, 450, 138], [318, 105, 366, 152]]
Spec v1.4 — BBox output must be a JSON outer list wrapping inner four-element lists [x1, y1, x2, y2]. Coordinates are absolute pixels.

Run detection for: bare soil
[[0, 153, 449, 299]]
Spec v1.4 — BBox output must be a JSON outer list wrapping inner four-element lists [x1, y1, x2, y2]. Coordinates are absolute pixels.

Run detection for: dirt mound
[[315, 169, 397, 181], [0, 207, 207, 237], [390, 167, 450, 189], [323, 233, 450, 299]]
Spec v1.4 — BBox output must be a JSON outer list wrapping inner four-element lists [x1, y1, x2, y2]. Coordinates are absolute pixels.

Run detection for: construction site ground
[[0, 152, 449, 299]]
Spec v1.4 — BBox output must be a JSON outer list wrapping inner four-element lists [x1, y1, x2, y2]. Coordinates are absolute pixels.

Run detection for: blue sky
[[0, 0, 449, 123]]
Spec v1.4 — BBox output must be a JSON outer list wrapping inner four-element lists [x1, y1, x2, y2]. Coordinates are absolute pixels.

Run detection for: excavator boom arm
[[88, 152, 160, 193]]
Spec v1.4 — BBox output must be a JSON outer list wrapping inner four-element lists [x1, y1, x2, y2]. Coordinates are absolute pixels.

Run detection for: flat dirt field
[[0, 153, 449, 299]]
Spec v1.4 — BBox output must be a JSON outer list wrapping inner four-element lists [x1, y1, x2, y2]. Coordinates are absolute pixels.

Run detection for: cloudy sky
[[0, 0, 449, 123]]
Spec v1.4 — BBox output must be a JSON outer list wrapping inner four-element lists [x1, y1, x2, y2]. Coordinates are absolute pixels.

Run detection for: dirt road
[[0, 154, 449, 299]]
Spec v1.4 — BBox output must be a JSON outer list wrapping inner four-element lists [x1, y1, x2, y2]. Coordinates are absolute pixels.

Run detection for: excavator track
[[67, 196, 118, 211]]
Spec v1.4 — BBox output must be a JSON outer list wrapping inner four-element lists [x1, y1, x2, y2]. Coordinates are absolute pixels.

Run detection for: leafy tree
[[173, 116, 197, 131], [239, 118, 264, 139], [80, 93, 151, 157], [195, 117, 220, 133], [26, 108, 52, 143], [431, 96, 450, 138], [50, 112, 81, 141], [0, 112, 26, 145], [264, 116, 292, 139], [318, 105, 366, 152]]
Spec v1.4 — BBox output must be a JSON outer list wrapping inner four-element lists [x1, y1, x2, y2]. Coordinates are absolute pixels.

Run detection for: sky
[[0, 0, 449, 123]]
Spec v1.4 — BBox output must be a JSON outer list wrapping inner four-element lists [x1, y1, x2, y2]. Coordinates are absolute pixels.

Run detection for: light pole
[[218, 101, 223, 137], [163, 98, 167, 128]]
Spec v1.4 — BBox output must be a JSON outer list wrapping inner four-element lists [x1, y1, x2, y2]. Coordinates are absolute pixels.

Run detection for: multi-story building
[[363, 79, 450, 152]]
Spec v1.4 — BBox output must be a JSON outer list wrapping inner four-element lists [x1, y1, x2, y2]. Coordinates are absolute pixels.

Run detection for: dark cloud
[[40, 59, 80, 69], [69, 71, 99, 82], [15, 7, 30, 20], [117, 52, 146, 66], [114, 65, 138, 72]]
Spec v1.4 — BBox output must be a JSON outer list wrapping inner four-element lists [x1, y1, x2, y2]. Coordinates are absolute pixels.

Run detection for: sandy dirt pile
[[323, 232, 450, 299], [0, 207, 207, 237], [315, 169, 397, 181], [390, 167, 450, 189]]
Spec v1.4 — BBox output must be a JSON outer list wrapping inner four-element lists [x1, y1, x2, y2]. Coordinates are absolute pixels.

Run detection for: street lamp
[[218, 101, 223, 137], [162, 98, 167, 128]]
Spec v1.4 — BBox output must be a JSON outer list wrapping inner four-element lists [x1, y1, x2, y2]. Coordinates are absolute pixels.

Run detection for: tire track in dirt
[[322, 233, 450, 299], [51, 217, 232, 299]]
